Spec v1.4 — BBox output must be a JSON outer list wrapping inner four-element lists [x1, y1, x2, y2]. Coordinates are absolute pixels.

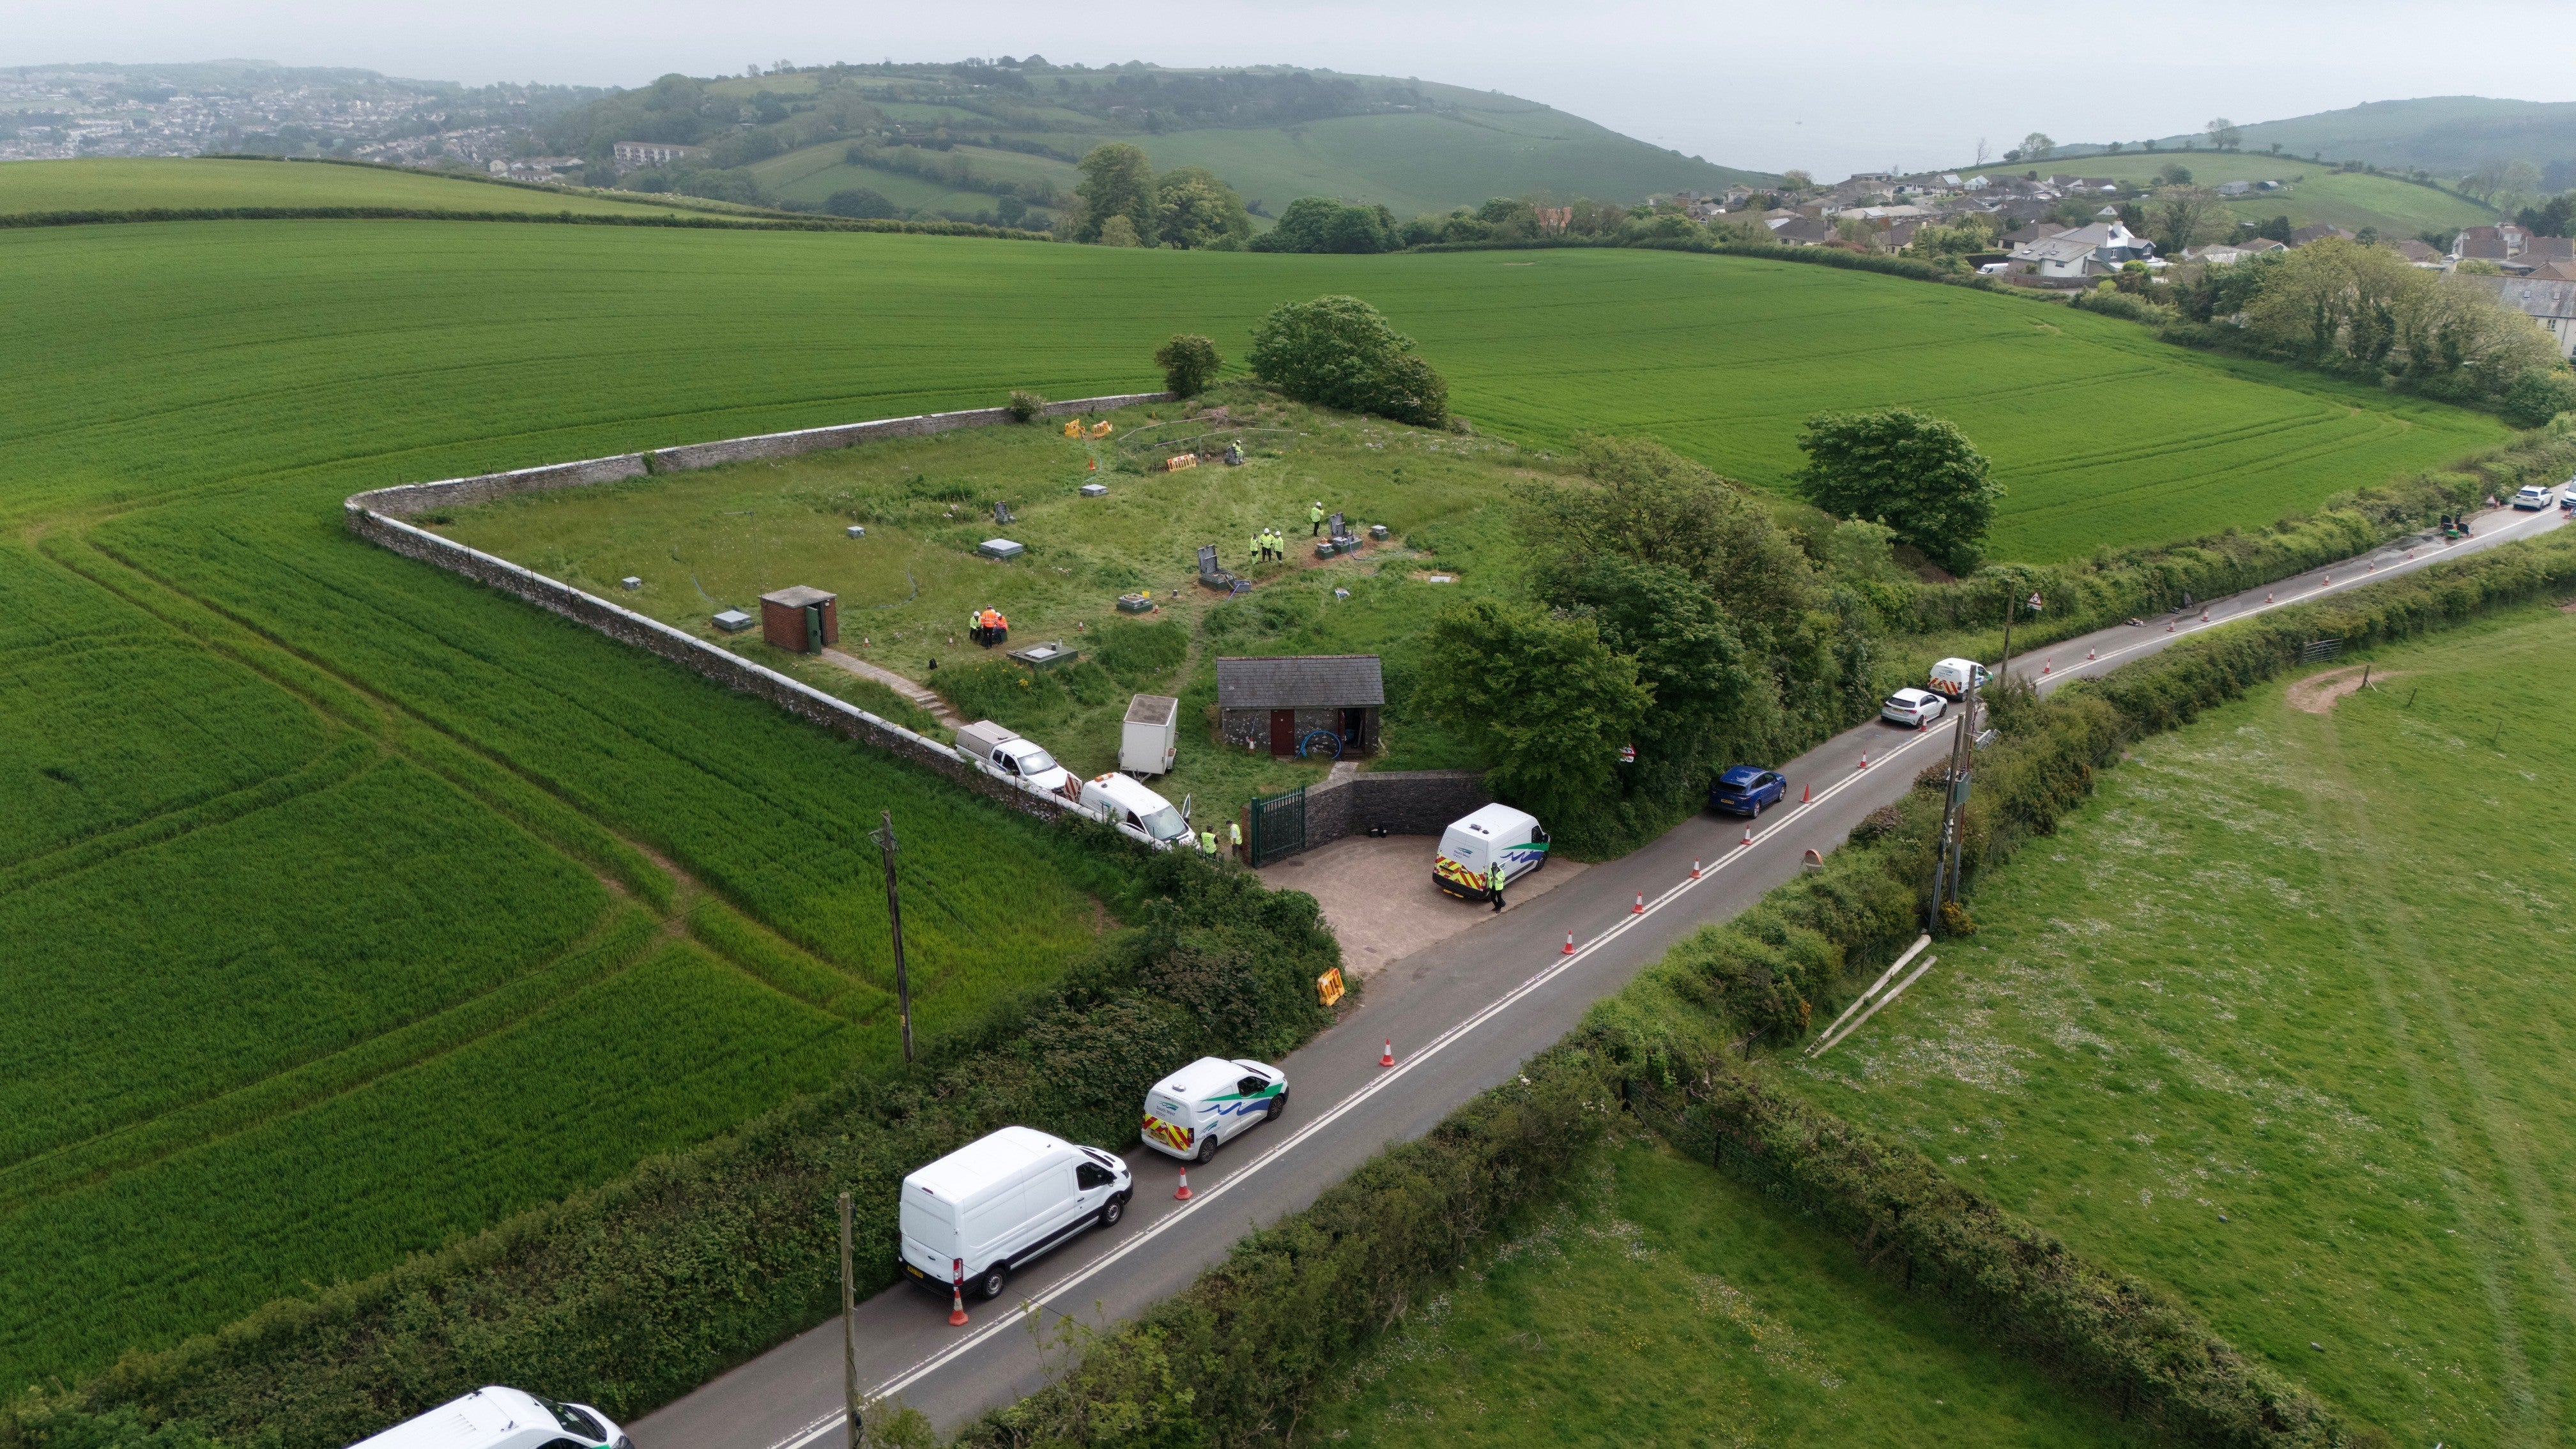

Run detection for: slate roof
[[2478, 277, 2576, 323], [1216, 655, 1385, 709]]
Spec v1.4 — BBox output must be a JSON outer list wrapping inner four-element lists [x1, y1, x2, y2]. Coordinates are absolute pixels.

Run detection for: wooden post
[[872, 810, 914, 1062], [839, 1190, 861, 1449]]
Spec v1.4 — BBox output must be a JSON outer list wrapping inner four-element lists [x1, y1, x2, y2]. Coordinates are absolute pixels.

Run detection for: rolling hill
[[2056, 96, 2576, 189], [567, 62, 1777, 226], [1962, 152, 2496, 238]]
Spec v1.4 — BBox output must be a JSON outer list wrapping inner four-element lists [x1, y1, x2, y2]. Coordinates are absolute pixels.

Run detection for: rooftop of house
[[1215, 654, 1386, 710]]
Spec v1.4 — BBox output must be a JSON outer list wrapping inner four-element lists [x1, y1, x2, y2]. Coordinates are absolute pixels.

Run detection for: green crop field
[[1299, 1135, 2149, 1446], [1964, 153, 2495, 238], [1777, 603, 2576, 1445], [0, 157, 744, 219], [0, 196, 2515, 1389]]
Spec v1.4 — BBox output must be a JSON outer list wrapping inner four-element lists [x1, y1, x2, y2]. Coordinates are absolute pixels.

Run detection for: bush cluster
[[11, 846, 1340, 1449]]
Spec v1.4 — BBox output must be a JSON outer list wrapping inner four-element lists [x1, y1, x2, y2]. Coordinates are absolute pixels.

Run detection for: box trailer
[[1121, 694, 1179, 776]]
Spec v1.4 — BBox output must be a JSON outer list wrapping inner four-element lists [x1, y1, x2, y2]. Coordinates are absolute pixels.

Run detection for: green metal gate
[[1248, 785, 1307, 866]]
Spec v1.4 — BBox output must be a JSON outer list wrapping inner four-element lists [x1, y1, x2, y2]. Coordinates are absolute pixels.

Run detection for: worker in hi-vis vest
[[1309, 502, 1326, 537], [1487, 857, 1508, 913], [1229, 819, 1244, 859]]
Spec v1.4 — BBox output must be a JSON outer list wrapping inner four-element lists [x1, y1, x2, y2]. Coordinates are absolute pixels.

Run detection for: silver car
[[1882, 687, 1947, 728]]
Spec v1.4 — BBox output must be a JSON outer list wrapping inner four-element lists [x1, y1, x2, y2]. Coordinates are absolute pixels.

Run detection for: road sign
[[2027, 591, 2044, 613]]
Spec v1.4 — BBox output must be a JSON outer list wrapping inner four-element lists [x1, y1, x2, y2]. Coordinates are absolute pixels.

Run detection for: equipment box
[[1121, 694, 1179, 776]]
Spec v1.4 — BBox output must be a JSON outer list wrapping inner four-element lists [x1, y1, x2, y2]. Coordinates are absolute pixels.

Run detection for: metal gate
[[1248, 785, 1307, 866], [2301, 638, 2343, 663]]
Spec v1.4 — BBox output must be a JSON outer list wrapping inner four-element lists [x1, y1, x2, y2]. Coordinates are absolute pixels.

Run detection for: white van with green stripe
[[1140, 1056, 1288, 1162]]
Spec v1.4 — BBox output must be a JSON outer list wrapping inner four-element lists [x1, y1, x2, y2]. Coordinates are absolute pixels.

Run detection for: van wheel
[[976, 1264, 1009, 1301], [1100, 1194, 1125, 1228], [1265, 1094, 1285, 1122], [1195, 1131, 1219, 1165]]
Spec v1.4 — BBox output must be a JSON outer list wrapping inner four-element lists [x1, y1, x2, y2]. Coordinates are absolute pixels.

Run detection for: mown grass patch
[[1777, 601, 2576, 1446], [1300, 1135, 2152, 1448]]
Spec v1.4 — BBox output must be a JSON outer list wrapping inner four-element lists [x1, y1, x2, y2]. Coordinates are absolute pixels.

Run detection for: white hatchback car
[[1882, 687, 1947, 728], [2513, 484, 2554, 510]]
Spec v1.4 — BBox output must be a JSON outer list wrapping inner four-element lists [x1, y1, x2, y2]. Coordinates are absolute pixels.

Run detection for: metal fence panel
[[1248, 785, 1307, 866]]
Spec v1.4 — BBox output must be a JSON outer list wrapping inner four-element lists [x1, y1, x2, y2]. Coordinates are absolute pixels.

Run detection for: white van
[[1925, 656, 1991, 700], [898, 1126, 1133, 1303], [346, 1387, 627, 1449], [954, 720, 1078, 797], [1433, 803, 1549, 901], [1079, 772, 1192, 851], [1140, 1056, 1289, 1162]]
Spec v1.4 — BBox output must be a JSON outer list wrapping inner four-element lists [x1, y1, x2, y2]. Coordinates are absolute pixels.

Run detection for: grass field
[[747, 140, 1077, 217], [1963, 153, 2496, 238], [0, 157, 739, 219], [1297, 1135, 2150, 1446], [432, 388, 1516, 832], [0, 197, 2517, 1389], [1777, 602, 2576, 1446]]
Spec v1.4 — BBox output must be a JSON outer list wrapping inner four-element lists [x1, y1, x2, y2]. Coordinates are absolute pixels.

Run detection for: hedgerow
[[0, 206, 1050, 240], [6, 847, 1338, 1449], [951, 530, 2576, 1449]]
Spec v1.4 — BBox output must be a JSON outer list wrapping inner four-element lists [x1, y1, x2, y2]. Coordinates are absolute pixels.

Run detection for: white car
[[1882, 687, 1947, 728], [2513, 484, 2553, 510], [347, 1386, 629, 1449], [1141, 1057, 1288, 1163]]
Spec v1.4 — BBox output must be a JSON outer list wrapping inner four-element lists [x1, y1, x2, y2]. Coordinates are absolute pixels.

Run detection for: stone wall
[[1253, 767, 1492, 861], [349, 392, 1174, 520]]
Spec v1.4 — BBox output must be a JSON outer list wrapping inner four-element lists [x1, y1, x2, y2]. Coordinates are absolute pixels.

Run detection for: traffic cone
[[949, 1280, 970, 1327], [1174, 1167, 1192, 1201], [2200, 611, 2210, 623], [1740, 826, 1753, 847], [2266, 592, 2274, 603], [1087, 457, 1097, 471], [1632, 892, 1646, 915], [2087, 647, 2097, 661], [1380, 1039, 1396, 1068], [1562, 932, 1575, 955], [2407, 549, 2414, 559], [1801, 782, 1811, 802], [2324, 575, 2331, 585], [2043, 660, 2052, 675], [2166, 621, 2175, 633], [1692, 859, 1703, 878], [2368, 562, 2375, 572], [1858, 751, 1869, 769]]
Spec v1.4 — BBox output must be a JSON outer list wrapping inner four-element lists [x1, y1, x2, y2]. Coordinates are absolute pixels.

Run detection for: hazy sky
[[17, 0, 2576, 178]]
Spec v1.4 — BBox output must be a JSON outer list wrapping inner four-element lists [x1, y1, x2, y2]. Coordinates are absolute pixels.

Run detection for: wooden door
[[1268, 709, 1296, 756]]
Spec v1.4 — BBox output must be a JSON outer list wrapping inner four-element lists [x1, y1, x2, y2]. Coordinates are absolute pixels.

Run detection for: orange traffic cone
[[1691, 859, 1703, 878], [2266, 592, 2274, 603], [1174, 1166, 1192, 1201], [1858, 751, 1869, 769], [1801, 782, 1811, 802], [1087, 457, 1097, 471], [1562, 932, 1575, 956], [2324, 575, 2332, 585], [1735, 826, 1749, 847], [949, 1276, 970, 1327], [1380, 1039, 1396, 1068], [1632, 892, 1646, 915], [2043, 660, 2052, 675], [2166, 621, 2175, 633], [2200, 611, 2210, 623], [2087, 647, 2096, 661]]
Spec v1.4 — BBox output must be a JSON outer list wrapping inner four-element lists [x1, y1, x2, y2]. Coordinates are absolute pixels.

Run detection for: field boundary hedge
[[10, 852, 1342, 1449], [342, 390, 1171, 822], [953, 530, 2576, 1449], [0, 204, 1052, 238]]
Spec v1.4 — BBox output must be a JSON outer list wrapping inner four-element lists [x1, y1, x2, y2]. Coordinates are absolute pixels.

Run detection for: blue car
[[1708, 765, 1786, 816]]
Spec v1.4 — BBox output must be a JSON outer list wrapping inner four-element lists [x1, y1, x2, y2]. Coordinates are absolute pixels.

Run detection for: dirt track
[[2286, 664, 2407, 714]]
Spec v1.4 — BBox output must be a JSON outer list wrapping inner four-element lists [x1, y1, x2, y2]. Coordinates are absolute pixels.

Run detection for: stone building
[[1216, 654, 1383, 757]]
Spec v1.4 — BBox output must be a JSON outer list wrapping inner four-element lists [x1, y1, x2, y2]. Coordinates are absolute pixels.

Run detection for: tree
[[1153, 334, 1223, 396], [2020, 132, 2055, 162], [2205, 117, 2241, 151], [1153, 165, 1252, 249], [2147, 184, 2228, 254], [2501, 368, 2576, 427], [1523, 435, 1822, 638], [1246, 295, 1448, 425], [1413, 597, 1651, 827], [824, 187, 896, 218], [1781, 169, 1814, 191], [2154, 161, 2193, 185], [1095, 214, 1145, 247], [1251, 197, 1395, 254], [1073, 142, 1156, 243], [1795, 409, 2002, 572], [2515, 193, 2576, 237]]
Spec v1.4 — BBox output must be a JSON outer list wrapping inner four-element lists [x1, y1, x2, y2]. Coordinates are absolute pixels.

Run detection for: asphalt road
[[635, 500, 2564, 1449]]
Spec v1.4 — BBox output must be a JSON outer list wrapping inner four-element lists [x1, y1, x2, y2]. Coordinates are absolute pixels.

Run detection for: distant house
[[611, 140, 702, 171], [1216, 656, 1383, 757], [2008, 219, 2156, 279], [1767, 215, 1834, 245], [2452, 224, 2529, 263], [1995, 220, 2067, 248], [2288, 224, 2356, 247], [2391, 238, 2444, 268], [2526, 259, 2576, 283], [2216, 180, 2254, 197], [2467, 277, 2576, 360]]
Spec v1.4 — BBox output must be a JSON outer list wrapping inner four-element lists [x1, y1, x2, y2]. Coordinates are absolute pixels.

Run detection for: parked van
[[1433, 803, 1549, 900], [346, 1386, 628, 1449], [1140, 1056, 1289, 1162], [1079, 772, 1192, 850], [1925, 656, 1991, 700], [955, 720, 1077, 797], [898, 1126, 1133, 1303]]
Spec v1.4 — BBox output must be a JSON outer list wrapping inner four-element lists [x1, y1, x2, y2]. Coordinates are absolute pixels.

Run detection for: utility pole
[[871, 809, 915, 1062], [839, 1190, 861, 1449], [1929, 666, 1979, 926]]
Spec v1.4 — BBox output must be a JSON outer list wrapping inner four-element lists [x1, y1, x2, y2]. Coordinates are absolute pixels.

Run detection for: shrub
[[824, 188, 898, 220], [2499, 367, 2576, 428], [1150, 334, 1222, 397], [1004, 389, 1046, 423], [1797, 408, 2001, 575], [1246, 295, 1448, 426]]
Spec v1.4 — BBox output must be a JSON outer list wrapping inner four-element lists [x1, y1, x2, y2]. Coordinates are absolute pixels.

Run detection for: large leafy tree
[[1246, 295, 1447, 425], [1795, 409, 2002, 574], [1413, 597, 1652, 827], [1153, 166, 1252, 250], [1073, 142, 1156, 243], [1250, 197, 1398, 254]]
